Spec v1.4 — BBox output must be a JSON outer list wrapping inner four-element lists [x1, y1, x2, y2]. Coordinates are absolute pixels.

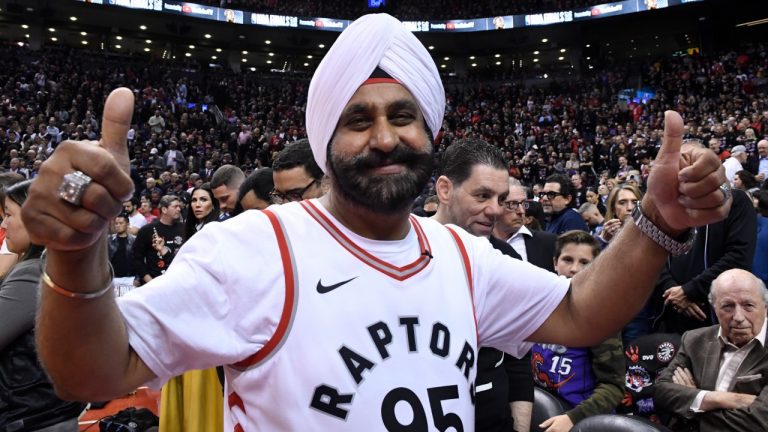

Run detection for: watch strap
[[631, 204, 697, 256]]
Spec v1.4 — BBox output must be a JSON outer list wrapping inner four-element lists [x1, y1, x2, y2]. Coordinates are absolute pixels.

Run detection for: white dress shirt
[[505, 225, 532, 262]]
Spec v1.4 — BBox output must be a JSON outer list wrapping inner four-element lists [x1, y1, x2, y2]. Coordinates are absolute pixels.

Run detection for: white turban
[[306, 13, 445, 173]]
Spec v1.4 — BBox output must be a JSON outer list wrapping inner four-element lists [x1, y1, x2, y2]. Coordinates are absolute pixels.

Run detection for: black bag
[[99, 407, 158, 432]]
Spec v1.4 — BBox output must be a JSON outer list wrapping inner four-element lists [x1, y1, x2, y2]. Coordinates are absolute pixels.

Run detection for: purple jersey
[[531, 343, 596, 407]]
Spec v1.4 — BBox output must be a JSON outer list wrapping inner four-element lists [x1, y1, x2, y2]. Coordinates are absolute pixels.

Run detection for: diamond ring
[[58, 171, 92, 206]]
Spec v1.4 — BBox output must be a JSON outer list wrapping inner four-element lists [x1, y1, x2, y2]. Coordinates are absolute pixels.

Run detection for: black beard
[[329, 144, 433, 215]]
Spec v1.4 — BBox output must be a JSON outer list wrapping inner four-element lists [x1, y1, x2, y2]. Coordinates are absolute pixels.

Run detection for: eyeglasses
[[538, 191, 564, 200], [503, 200, 530, 211], [269, 179, 318, 204]]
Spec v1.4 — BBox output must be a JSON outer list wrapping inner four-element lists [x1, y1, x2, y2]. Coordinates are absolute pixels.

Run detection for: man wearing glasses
[[494, 184, 557, 273], [270, 139, 325, 204], [540, 174, 589, 235]]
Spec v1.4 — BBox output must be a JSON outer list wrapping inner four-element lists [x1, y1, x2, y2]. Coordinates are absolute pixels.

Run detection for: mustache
[[351, 145, 432, 170]]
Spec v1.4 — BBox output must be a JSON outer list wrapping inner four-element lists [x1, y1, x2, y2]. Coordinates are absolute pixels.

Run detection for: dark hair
[[183, 183, 220, 241], [545, 174, 574, 201], [238, 168, 274, 204], [0, 172, 25, 209], [210, 164, 245, 189], [424, 195, 439, 206], [272, 139, 324, 181], [438, 139, 506, 186], [3, 179, 44, 261], [735, 170, 759, 190], [524, 200, 546, 231], [114, 213, 130, 223], [554, 230, 601, 261]]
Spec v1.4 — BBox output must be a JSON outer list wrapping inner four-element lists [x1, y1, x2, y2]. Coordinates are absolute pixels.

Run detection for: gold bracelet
[[41, 264, 115, 300]]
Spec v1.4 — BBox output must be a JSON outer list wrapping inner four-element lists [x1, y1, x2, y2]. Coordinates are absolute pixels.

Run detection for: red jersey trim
[[362, 77, 400, 85], [445, 226, 479, 345], [233, 209, 298, 369], [300, 201, 431, 281]]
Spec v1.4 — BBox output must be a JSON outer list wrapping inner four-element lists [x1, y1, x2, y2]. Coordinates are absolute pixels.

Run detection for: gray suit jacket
[[654, 325, 768, 431]]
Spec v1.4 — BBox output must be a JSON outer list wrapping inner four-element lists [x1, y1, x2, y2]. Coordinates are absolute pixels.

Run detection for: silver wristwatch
[[630, 204, 697, 256]]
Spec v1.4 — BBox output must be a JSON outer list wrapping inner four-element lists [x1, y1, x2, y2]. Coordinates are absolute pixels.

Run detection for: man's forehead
[[543, 182, 561, 191], [344, 82, 419, 111]]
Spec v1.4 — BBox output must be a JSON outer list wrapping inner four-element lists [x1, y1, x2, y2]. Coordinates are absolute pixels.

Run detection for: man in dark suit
[[493, 183, 557, 272], [655, 269, 768, 431]]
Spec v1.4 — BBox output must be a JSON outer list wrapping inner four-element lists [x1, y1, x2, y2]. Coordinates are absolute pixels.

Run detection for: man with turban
[[24, 13, 732, 431]]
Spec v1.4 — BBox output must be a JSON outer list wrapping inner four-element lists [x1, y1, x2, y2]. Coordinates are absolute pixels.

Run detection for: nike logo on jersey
[[316, 277, 357, 294]]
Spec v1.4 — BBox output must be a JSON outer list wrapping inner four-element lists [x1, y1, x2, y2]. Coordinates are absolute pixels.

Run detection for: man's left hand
[[672, 367, 697, 389], [642, 111, 731, 236], [540, 414, 574, 432]]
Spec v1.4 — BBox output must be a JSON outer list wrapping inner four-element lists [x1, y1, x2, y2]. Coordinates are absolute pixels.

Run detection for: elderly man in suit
[[655, 269, 768, 431], [493, 183, 557, 272]]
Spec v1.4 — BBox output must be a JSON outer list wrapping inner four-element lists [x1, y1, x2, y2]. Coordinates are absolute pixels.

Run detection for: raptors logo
[[626, 365, 652, 393], [656, 342, 675, 363]]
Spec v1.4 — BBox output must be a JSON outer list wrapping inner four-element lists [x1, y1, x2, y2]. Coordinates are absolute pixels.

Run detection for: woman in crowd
[[182, 183, 221, 240], [597, 184, 642, 246], [160, 182, 222, 432], [734, 169, 759, 191], [585, 186, 606, 216], [0, 180, 85, 431]]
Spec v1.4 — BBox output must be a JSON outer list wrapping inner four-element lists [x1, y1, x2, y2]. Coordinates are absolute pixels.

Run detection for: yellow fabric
[[159, 368, 224, 432]]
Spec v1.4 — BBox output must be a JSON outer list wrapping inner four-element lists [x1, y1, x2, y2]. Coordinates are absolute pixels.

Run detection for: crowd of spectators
[[1, 36, 767, 430], [211, 0, 607, 20], [1, 43, 766, 211]]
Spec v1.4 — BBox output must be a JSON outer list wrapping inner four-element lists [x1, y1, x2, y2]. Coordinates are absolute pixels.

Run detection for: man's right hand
[[22, 88, 135, 252]]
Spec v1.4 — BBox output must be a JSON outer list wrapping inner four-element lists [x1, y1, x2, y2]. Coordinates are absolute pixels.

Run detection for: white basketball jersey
[[224, 200, 479, 431]]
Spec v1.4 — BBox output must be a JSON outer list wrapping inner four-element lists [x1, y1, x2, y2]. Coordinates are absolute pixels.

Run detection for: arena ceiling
[[0, 0, 765, 77]]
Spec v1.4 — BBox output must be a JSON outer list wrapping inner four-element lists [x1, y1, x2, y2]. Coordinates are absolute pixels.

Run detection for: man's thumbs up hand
[[23, 88, 136, 251]]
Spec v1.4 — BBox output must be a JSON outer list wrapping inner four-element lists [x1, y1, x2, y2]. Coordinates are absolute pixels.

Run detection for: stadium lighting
[[560, 48, 566, 52], [204, 34, 212, 39], [495, 61, 501, 65], [70, 16, 77, 21], [265, 40, 271, 44], [469, 56, 475, 60], [533, 50, 539, 55], [81, 31, 87, 36], [494, 54, 501, 58], [21, 24, 29, 29], [140, 25, 147, 30], [48, 28, 55, 32], [185, 53, 191, 57], [585, 44, 590, 47], [242, 50, 248, 54], [428, 45, 434, 50], [189, 45, 195, 49], [211, 55, 217, 60], [440, 64, 446, 68], [266, 60, 272, 64], [307, 55, 313, 59], [144, 47, 150, 52], [81, 40, 88, 45], [304, 63, 309, 66], [116, 36, 123, 40], [268, 52, 274, 56], [216, 48, 222, 52], [533, 58, 539, 62], [444, 56, 449, 61], [541, 38, 548, 43], [558, 56, 564, 60], [145, 40, 152, 44], [241, 58, 247, 62], [319, 44, 325, 48], [471, 63, 477, 67], [115, 45, 122, 49], [50, 37, 58, 42]]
